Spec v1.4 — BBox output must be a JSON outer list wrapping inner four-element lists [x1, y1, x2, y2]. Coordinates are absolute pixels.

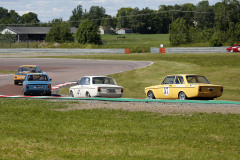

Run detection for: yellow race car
[[145, 74, 223, 100], [14, 65, 42, 85]]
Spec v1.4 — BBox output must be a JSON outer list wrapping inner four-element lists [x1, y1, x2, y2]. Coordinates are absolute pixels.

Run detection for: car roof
[[19, 65, 38, 67], [26, 73, 48, 76], [167, 74, 204, 77], [83, 76, 109, 78]]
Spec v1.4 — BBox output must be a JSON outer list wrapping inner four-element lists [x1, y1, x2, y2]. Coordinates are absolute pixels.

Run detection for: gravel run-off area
[[57, 100, 240, 115]]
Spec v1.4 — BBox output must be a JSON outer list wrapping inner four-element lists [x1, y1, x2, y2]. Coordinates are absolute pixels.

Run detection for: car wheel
[[178, 92, 187, 100], [70, 90, 74, 97], [23, 92, 28, 96], [86, 92, 91, 98], [147, 91, 155, 99], [231, 49, 234, 53], [14, 81, 18, 85]]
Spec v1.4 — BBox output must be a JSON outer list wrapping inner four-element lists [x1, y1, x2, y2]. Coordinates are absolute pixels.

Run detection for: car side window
[[79, 77, 90, 85], [79, 78, 86, 85], [175, 76, 184, 84], [162, 76, 175, 84]]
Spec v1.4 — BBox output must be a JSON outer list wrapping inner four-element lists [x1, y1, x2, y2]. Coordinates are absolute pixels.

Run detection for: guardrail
[[151, 47, 228, 54], [0, 47, 229, 54], [0, 48, 130, 54]]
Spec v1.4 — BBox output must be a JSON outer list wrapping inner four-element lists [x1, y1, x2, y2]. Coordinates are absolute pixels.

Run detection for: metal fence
[[150, 47, 228, 54]]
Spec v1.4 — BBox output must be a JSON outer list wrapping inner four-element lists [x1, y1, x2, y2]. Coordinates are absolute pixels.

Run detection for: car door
[[171, 76, 185, 98], [156, 76, 175, 99], [76, 77, 91, 97]]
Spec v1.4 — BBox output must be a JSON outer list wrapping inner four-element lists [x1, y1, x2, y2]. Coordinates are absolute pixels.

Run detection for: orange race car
[[14, 65, 42, 85]]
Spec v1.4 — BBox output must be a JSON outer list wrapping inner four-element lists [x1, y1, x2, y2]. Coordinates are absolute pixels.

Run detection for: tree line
[[1, 0, 240, 46]]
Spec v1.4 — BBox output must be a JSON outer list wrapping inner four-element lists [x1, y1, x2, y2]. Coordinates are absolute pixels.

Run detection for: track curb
[[0, 95, 240, 105]]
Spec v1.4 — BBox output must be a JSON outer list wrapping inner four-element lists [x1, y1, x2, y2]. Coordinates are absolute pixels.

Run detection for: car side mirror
[[50, 79, 52, 81]]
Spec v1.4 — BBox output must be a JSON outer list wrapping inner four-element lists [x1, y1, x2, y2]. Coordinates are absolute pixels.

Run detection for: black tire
[[14, 81, 18, 85], [86, 92, 91, 98], [178, 92, 187, 100], [70, 90, 74, 97], [147, 91, 155, 99], [23, 92, 28, 96]]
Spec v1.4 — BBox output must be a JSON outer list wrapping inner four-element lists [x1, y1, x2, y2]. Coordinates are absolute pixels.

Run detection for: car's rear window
[[186, 76, 210, 84], [18, 67, 36, 72], [92, 77, 116, 85], [28, 75, 48, 81]]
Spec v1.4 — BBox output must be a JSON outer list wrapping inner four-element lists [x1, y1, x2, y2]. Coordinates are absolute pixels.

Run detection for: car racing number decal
[[77, 89, 81, 96], [163, 86, 169, 96]]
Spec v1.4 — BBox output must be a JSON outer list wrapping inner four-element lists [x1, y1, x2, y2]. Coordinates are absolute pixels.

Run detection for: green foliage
[[76, 19, 102, 45], [0, 32, 17, 43], [169, 18, 189, 46], [20, 12, 40, 26], [209, 30, 224, 47], [45, 22, 74, 43], [69, 5, 83, 28]]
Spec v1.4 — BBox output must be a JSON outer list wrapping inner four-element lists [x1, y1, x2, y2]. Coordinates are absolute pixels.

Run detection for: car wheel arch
[[147, 90, 155, 99], [178, 91, 188, 100]]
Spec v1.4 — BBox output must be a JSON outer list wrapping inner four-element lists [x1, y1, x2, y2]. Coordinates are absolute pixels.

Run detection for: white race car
[[69, 76, 124, 98]]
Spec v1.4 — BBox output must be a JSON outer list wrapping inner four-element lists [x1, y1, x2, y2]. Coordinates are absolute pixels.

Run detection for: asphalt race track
[[0, 58, 152, 95]]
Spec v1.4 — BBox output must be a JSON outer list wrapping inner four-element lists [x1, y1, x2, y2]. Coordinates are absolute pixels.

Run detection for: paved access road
[[0, 58, 152, 95]]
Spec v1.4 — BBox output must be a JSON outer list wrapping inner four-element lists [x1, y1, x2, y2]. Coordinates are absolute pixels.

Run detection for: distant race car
[[22, 73, 52, 96], [69, 76, 124, 98], [226, 44, 240, 52], [14, 65, 42, 85], [145, 74, 223, 100]]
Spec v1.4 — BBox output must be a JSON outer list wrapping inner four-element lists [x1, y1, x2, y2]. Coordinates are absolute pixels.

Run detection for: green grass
[[0, 70, 16, 74], [0, 34, 171, 53], [0, 98, 240, 159], [55, 53, 240, 101]]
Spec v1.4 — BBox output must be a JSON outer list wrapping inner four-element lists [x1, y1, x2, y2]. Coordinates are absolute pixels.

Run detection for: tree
[[194, 0, 214, 29], [8, 10, 21, 24], [101, 15, 114, 30], [169, 18, 189, 46], [209, 30, 224, 46], [116, 8, 133, 28], [85, 6, 106, 26], [20, 12, 40, 26], [76, 19, 102, 45], [45, 22, 74, 43], [69, 5, 83, 28]]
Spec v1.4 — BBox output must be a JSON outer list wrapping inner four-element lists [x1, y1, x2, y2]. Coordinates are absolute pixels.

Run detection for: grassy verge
[[0, 98, 239, 159], [56, 53, 240, 101], [0, 70, 16, 74]]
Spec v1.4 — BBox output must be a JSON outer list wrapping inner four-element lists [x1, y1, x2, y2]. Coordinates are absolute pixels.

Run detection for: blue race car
[[22, 73, 52, 96]]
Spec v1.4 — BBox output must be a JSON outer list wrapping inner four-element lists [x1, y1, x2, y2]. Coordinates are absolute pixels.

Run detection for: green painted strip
[[2, 96, 240, 104]]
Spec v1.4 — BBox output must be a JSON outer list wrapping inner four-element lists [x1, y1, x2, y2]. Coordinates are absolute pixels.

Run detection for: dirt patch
[[57, 100, 240, 114]]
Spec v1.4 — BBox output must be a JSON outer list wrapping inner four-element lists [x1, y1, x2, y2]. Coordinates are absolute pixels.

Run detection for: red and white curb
[[51, 82, 77, 91]]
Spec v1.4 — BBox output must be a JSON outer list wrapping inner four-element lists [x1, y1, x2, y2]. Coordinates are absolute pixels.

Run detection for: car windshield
[[92, 77, 116, 85], [19, 67, 36, 72], [186, 75, 210, 84], [28, 75, 48, 81]]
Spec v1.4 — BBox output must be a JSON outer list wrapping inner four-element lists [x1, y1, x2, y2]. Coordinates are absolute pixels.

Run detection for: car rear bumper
[[97, 93, 123, 98], [24, 90, 51, 96]]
